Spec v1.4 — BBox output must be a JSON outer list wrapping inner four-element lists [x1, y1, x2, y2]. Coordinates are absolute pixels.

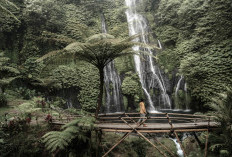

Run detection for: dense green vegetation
[[0, 0, 231, 156], [148, 0, 232, 109]]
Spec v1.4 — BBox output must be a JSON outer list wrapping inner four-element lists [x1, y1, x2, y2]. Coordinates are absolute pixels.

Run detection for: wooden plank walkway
[[96, 112, 218, 133], [51, 112, 219, 132], [97, 121, 218, 131]]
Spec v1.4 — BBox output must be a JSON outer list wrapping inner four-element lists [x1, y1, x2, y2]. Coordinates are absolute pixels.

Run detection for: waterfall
[[158, 39, 162, 49], [170, 138, 184, 157], [184, 83, 187, 93], [125, 0, 171, 111], [101, 13, 124, 113], [175, 75, 183, 98], [184, 82, 190, 110], [67, 99, 73, 108]]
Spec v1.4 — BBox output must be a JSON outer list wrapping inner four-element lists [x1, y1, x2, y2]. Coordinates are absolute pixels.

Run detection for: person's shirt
[[139, 101, 146, 114]]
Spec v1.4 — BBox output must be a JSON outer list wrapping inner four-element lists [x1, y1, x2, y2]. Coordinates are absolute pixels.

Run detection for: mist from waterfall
[[101, 13, 124, 113], [125, 0, 171, 111]]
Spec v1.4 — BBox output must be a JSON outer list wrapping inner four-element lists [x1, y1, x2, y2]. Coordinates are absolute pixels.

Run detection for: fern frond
[[0, 0, 20, 22], [0, 66, 19, 74], [36, 50, 69, 62], [1, 0, 19, 9], [62, 119, 79, 129], [210, 144, 224, 152], [63, 126, 79, 134], [43, 131, 70, 152], [0, 77, 18, 86], [43, 116, 95, 153]]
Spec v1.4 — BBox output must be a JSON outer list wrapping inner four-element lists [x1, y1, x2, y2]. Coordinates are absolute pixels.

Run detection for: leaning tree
[[39, 33, 159, 116]]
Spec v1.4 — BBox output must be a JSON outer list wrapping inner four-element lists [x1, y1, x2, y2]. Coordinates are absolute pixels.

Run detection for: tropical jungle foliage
[[0, 0, 231, 156], [43, 115, 96, 156], [208, 88, 232, 156]]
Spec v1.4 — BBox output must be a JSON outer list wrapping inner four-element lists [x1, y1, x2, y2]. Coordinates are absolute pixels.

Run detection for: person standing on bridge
[[137, 98, 147, 127]]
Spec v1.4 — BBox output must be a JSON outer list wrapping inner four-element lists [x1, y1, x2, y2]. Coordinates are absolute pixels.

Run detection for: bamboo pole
[[193, 132, 204, 150], [166, 113, 174, 131], [125, 114, 139, 123], [204, 129, 209, 157], [153, 137, 177, 157], [101, 128, 211, 133], [98, 113, 214, 120], [121, 118, 168, 157], [167, 113, 213, 118], [137, 132, 168, 157], [166, 113, 187, 157], [130, 115, 175, 157], [98, 112, 167, 116], [102, 117, 146, 157], [102, 132, 130, 157]]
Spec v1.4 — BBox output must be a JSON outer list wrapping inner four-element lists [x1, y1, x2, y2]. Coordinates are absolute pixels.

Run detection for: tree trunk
[[95, 68, 104, 117], [126, 95, 135, 111]]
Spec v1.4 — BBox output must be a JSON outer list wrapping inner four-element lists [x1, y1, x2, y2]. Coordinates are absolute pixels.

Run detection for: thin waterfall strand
[[101, 13, 124, 113]]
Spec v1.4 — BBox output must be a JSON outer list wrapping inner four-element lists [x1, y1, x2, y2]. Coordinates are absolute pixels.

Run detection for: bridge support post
[[152, 136, 177, 157], [121, 118, 168, 157], [96, 130, 102, 157], [102, 132, 130, 157], [193, 132, 204, 150], [102, 118, 146, 157], [137, 131, 168, 157], [204, 129, 209, 157]]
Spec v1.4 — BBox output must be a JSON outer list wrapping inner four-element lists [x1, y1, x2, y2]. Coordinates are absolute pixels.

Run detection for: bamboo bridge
[[52, 112, 218, 157]]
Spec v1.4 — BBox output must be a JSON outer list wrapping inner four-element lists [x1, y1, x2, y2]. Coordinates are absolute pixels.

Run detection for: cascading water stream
[[170, 138, 184, 157], [101, 13, 124, 113], [175, 75, 183, 98], [158, 39, 162, 49], [67, 99, 73, 108], [184, 82, 190, 109], [125, 0, 171, 111]]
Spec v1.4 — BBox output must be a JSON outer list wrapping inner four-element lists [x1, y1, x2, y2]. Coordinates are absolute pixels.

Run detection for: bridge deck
[[97, 121, 218, 132], [96, 112, 218, 133], [51, 112, 218, 133]]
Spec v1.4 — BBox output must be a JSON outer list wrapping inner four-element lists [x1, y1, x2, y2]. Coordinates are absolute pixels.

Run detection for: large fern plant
[[208, 88, 232, 156], [38, 33, 160, 117], [0, 0, 19, 22], [42, 115, 96, 155]]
